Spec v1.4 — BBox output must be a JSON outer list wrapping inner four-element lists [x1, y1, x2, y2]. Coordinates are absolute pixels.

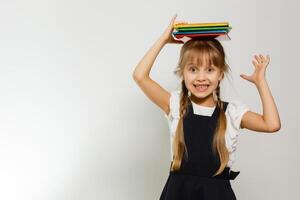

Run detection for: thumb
[[240, 74, 251, 80]]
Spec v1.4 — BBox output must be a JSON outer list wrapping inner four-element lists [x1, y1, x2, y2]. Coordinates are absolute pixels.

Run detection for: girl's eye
[[207, 68, 214, 72], [189, 67, 197, 72]]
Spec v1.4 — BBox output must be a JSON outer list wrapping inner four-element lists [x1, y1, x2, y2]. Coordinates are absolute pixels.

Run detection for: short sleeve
[[227, 101, 250, 131], [164, 91, 181, 161], [164, 90, 180, 121], [225, 101, 250, 167]]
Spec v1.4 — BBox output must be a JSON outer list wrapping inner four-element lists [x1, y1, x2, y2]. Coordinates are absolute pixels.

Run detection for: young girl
[[132, 14, 281, 200]]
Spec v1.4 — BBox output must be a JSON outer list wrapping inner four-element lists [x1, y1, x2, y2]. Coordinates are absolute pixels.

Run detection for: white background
[[0, 0, 299, 199]]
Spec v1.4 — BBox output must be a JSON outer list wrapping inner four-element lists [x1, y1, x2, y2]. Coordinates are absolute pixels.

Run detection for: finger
[[266, 55, 270, 63], [259, 54, 264, 63], [172, 13, 177, 20], [252, 61, 259, 71], [252, 60, 258, 69], [255, 55, 262, 63], [262, 54, 269, 63], [263, 54, 270, 67], [252, 60, 257, 65], [171, 14, 177, 23], [259, 54, 264, 61]]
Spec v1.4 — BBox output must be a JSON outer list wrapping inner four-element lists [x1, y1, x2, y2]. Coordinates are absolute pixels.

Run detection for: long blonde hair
[[171, 38, 230, 176]]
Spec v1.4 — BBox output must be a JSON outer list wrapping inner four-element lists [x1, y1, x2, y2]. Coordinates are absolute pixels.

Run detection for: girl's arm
[[240, 55, 281, 133], [132, 14, 184, 115]]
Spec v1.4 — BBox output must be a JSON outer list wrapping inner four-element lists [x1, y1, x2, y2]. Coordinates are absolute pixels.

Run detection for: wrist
[[157, 35, 168, 46], [255, 78, 267, 87]]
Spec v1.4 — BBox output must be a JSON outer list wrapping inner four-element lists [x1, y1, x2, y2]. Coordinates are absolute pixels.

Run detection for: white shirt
[[164, 90, 250, 167]]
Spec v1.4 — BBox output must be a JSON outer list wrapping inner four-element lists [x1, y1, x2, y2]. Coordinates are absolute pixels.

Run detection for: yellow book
[[174, 22, 229, 28]]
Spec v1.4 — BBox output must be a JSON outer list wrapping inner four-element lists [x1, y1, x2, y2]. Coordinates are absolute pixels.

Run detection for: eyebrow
[[186, 63, 216, 68]]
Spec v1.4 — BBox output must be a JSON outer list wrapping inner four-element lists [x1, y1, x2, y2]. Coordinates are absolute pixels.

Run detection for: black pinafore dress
[[159, 101, 240, 200]]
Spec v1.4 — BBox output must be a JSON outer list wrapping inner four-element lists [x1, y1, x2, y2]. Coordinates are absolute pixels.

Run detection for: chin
[[193, 93, 210, 99], [190, 90, 212, 99]]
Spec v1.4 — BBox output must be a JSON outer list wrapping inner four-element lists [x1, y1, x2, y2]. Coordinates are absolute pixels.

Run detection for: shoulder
[[223, 100, 250, 164], [164, 90, 181, 120], [224, 100, 250, 130], [226, 100, 250, 113], [170, 90, 181, 99]]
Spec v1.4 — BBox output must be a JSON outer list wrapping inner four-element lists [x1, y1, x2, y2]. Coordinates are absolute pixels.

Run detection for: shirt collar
[[191, 101, 216, 116]]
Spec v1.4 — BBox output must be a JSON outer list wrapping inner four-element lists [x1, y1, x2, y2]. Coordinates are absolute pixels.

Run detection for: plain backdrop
[[0, 0, 299, 199]]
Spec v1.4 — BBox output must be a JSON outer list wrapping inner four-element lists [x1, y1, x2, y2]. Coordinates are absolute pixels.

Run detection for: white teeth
[[194, 84, 209, 91]]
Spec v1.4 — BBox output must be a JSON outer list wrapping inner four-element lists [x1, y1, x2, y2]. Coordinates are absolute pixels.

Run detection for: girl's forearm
[[256, 79, 281, 130], [133, 36, 167, 81]]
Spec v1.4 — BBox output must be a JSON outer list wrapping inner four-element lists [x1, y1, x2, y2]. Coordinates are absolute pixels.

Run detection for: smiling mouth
[[193, 84, 209, 92]]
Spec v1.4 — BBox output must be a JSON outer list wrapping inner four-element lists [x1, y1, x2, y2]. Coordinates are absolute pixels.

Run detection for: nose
[[197, 71, 206, 81]]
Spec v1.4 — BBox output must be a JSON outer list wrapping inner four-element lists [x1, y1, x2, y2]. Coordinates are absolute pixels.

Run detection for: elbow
[[132, 73, 143, 84], [267, 123, 281, 133], [132, 71, 141, 83], [132, 71, 148, 83], [132, 72, 138, 82]]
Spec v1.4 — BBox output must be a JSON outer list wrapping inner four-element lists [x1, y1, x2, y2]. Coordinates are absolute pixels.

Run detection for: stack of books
[[172, 22, 232, 42]]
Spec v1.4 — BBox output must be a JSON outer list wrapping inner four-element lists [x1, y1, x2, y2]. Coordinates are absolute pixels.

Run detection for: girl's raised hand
[[240, 54, 270, 85], [160, 14, 187, 44]]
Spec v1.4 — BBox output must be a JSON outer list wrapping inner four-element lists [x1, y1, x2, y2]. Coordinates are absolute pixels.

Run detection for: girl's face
[[183, 60, 223, 105]]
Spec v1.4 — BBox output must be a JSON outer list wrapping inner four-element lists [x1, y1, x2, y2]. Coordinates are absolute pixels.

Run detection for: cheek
[[183, 72, 191, 82], [210, 78, 221, 90], [184, 76, 195, 86], [208, 73, 221, 83], [184, 71, 196, 80], [183, 79, 194, 91], [183, 79, 190, 88]]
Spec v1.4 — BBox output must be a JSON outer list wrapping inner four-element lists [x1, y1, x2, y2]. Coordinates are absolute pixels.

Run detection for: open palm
[[240, 54, 270, 85]]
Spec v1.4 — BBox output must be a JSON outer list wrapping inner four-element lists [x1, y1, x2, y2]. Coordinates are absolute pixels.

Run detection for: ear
[[218, 72, 224, 81]]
